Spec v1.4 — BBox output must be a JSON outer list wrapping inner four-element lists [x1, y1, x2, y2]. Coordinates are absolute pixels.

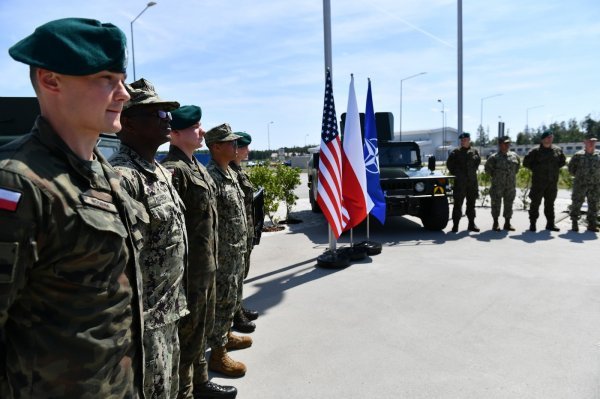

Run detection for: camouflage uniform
[[110, 144, 188, 399], [206, 160, 247, 348], [484, 150, 521, 219], [230, 162, 255, 279], [568, 149, 600, 227], [523, 145, 566, 225], [161, 145, 218, 399], [0, 117, 146, 398], [447, 146, 481, 225]]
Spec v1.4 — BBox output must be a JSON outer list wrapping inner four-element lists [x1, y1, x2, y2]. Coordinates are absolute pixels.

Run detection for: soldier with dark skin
[[523, 131, 566, 232], [447, 132, 481, 232], [109, 79, 187, 399], [161, 106, 238, 399], [229, 132, 259, 334], [567, 133, 600, 232], [0, 18, 146, 398]]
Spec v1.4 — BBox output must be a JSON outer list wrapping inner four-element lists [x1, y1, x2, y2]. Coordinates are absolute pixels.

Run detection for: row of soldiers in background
[[0, 17, 259, 399], [447, 130, 600, 233]]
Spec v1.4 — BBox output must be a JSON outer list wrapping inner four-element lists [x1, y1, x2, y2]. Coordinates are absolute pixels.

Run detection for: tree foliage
[[247, 164, 302, 223]]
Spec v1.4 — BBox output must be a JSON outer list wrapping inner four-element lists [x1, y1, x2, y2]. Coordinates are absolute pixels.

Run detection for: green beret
[[123, 78, 179, 111], [235, 132, 252, 148], [205, 123, 240, 146], [540, 130, 553, 140], [9, 18, 127, 75], [458, 132, 470, 139], [171, 105, 202, 130]]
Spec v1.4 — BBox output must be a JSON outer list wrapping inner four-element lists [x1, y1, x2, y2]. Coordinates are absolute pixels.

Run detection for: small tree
[[477, 170, 491, 207], [247, 165, 281, 224], [274, 164, 302, 221]]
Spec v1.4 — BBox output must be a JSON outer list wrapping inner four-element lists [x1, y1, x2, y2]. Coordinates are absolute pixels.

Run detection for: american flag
[[317, 69, 348, 238]]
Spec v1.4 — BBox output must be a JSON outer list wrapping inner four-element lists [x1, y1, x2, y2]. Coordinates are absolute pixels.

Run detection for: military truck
[[307, 112, 454, 231]]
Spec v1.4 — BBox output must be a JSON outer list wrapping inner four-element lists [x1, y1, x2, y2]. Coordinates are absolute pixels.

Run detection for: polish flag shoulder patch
[[0, 187, 22, 212]]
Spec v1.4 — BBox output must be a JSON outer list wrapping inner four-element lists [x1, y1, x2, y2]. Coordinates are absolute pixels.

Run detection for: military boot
[[546, 223, 560, 232], [209, 346, 247, 377], [451, 220, 459, 233], [587, 224, 599, 232], [225, 331, 253, 351], [529, 220, 537, 232], [233, 309, 256, 333], [467, 220, 480, 232], [503, 218, 515, 231], [571, 220, 579, 232], [492, 218, 500, 231]]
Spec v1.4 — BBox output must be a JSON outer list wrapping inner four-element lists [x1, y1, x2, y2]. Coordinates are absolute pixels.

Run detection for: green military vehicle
[[307, 112, 454, 231]]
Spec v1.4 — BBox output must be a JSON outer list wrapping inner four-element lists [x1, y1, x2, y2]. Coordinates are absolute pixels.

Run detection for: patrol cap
[[205, 123, 241, 146], [499, 135, 511, 143], [585, 132, 598, 141], [540, 130, 553, 140], [171, 105, 202, 130], [9, 18, 127, 76], [123, 78, 179, 111], [235, 132, 252, 148], [458, 132, 470, 139]]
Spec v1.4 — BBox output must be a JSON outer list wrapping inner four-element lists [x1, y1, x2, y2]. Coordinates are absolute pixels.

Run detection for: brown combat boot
[[209, 346, 247, 377], [225, 331, 253, 351], [503, 218, 515, 231]]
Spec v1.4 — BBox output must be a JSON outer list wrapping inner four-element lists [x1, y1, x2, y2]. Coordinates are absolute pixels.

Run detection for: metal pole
[[399, 72, 426, 141], [457, 0, 463, 137], [323, 0, 336, 251], [130, 2, 157, 81], [267, 121, 273, 150], [480, 93, 503, 133]]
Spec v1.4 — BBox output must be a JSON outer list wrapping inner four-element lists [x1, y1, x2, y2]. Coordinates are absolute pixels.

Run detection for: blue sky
[[1, 0, 599, 150]]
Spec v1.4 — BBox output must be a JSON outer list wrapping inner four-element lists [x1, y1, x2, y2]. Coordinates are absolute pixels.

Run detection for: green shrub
[[247, 165, 281, 223], [477, 171, 491, 207], [274, 164, 302, 220]]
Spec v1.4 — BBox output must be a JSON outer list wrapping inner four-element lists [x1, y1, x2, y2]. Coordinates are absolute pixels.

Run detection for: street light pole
[[480, 93, 502, 132], [399, 72, 426, 141], [526, 105, 544, 134], [437, 99, 446, 160], [267, 121, 274, 150], [130, 1, 157, 81]]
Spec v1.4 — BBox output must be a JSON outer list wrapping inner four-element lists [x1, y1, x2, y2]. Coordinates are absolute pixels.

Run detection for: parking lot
[[212, 173, 600, 399]]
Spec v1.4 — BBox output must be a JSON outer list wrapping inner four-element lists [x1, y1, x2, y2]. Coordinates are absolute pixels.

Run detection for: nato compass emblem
[[364, 138, 380, 175]]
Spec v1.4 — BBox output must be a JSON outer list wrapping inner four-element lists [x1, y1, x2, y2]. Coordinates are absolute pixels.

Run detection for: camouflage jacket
[[447, 146, 481, 185], [0, 117, 146, 398], [230, 162, 255, 242], [110, 144, 188, 330], [206, 160, 247, 252], [523, 144, 566, 185], [568, 150, 600, 186], [161, 145, 218, 287], [484, 150, 520, 188]]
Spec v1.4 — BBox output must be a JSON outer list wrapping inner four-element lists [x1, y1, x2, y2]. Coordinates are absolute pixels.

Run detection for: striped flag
[[0, 187, 22, 212], [317, 69, 348, 239], [341, 74, 370, 229]]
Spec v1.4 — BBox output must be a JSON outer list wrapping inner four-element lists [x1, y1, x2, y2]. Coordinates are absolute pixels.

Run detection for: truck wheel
[[309, 182, 322, 213], [420, 197, 449, 230]]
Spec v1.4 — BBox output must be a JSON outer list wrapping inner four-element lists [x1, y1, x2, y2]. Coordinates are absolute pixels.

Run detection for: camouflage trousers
[[570, 183, 600, 226], [490, 184, 516, 219], [452, 187, 478, 222], [208, 248, 246, 348], [529, 182, 558, 222], [143, 322, 180, 399], [177, 270, 216, 399], [235, 239, 254, 314]]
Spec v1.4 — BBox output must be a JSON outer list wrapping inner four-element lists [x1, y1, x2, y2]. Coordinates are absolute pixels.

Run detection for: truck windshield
[[379, 146, 419, 167]]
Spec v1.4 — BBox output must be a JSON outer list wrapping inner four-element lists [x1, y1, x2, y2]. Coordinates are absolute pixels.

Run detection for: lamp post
[[526, 105, 544, 134], [480, 93, 502, 132], [130, 1, 157, 81], [437, 99, 445, 150], [267, 121, 274, 150], [399, 72, 426, 140]]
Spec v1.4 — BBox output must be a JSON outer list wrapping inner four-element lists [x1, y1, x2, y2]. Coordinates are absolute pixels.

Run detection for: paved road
[[211, 174, 600, 399]]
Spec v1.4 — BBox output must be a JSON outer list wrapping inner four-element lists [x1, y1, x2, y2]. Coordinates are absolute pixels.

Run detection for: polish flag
[[341, 74, 371, 229], [0, 187, 22, 212]]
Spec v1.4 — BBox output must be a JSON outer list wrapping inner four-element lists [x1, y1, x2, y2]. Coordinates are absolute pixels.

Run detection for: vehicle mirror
[[428, 156, 436, 172]]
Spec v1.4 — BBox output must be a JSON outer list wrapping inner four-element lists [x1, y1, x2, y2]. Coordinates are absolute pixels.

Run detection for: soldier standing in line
[[229, 132, 259, 334], [0, 18, 146, 397], [205, 124, 250, 378], [109, 78, 188, 399], [447, 132, 481, 232], [484, 135, 521, 231], [161, 106, 239, 399], [568, 133, 600, 232], [523, 131, 566, 232]]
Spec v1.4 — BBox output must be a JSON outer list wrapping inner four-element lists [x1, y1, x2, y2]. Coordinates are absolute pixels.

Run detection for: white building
[[395, 127, 459, 161]]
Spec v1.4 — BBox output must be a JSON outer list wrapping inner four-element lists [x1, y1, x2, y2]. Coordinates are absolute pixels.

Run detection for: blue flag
[[363, 79, 386, 224]]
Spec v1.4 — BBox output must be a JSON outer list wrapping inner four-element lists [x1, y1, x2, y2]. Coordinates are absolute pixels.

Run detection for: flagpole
[[323, 0, 336, 252]]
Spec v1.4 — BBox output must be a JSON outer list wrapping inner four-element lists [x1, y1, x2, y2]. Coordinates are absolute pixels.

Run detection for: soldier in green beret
[[229, 132, 260, 334], [204, 124, 250, 378], [161, 106, 238, 399], [568, 133, 600, 232], [109, 78, 188, 399], [0, 18, 146, 398]]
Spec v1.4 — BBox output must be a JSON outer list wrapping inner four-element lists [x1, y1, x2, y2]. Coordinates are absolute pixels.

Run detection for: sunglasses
[[127, 109, 172, 121]]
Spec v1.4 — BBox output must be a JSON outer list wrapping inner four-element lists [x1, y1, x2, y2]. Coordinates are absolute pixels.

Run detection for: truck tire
[[420, 196, 449, 231]]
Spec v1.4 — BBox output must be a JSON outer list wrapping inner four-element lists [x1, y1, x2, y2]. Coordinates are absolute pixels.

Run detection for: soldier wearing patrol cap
[[229, 132, 260, 334], [568, 133, 600, 232], [484, 135, 521, 231], [161, 106, 238, 399], [0, 18, 146, 397], [447, 132, 481, 232], [523, 130, 566, 231], [204, 124, 251, 378], [109, 78, 189, 399]]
